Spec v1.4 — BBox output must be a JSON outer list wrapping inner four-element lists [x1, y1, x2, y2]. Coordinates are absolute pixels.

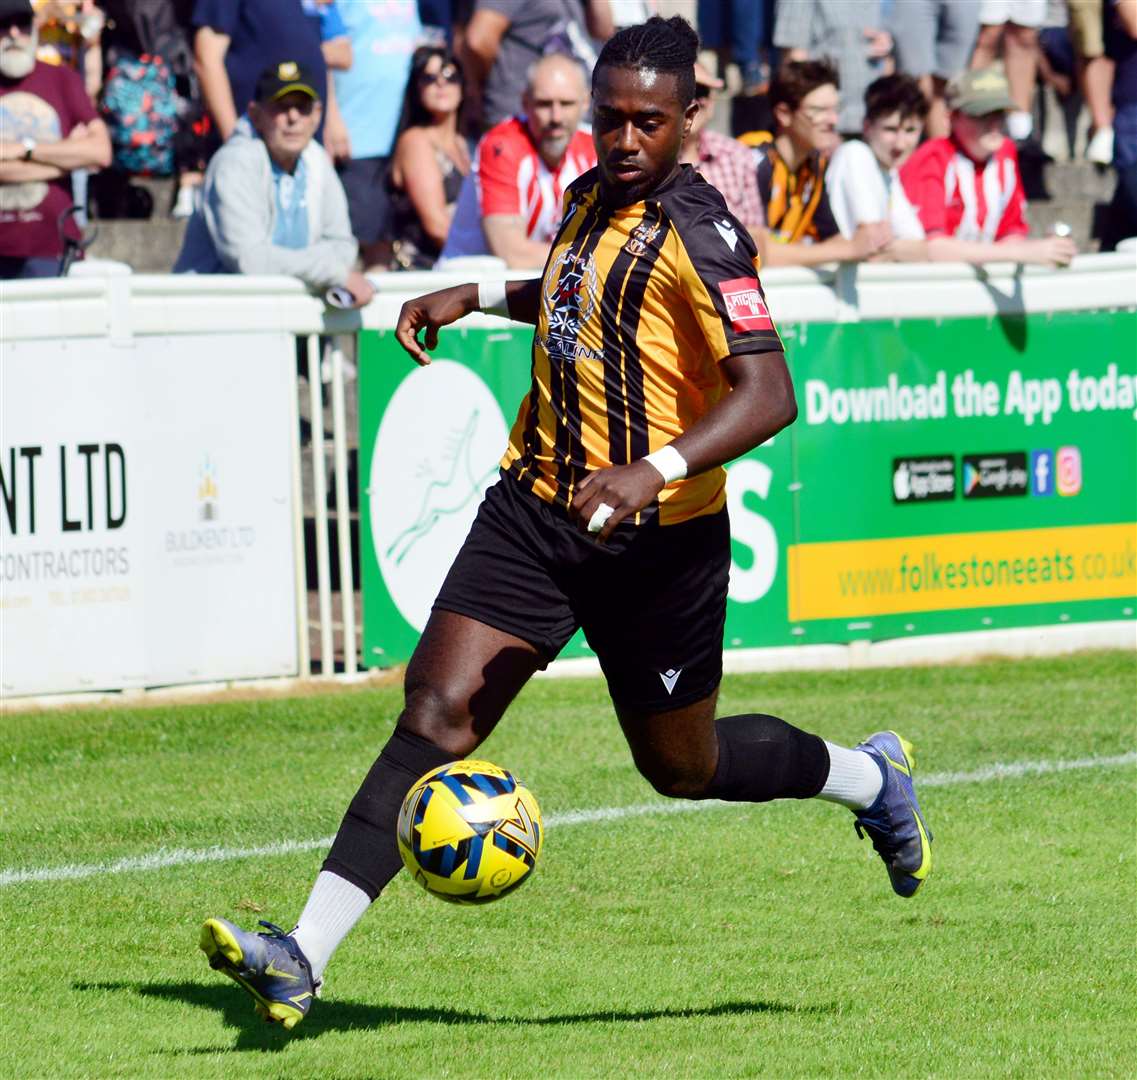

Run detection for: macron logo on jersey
[[718, 277, 773, 333], [714, 219, 739, 251]]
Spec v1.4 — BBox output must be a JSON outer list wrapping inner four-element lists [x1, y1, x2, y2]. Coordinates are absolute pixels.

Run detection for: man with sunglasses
[[0, 0, 111, 279], [174, 59, 372, 307]]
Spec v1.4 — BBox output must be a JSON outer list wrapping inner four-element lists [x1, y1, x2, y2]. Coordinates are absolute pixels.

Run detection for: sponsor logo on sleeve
[[717, 276, 773, 333], [892, 456, 956, 503], [961, 452, 1028, 499]]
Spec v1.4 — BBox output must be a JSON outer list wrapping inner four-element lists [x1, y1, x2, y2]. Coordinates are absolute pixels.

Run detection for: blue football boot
[[853, 731, 933, 898], [199, 918, 317, 1029]]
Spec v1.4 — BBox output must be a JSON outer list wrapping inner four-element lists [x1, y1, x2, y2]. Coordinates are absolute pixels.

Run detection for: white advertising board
[[1, 332, 298, 696]]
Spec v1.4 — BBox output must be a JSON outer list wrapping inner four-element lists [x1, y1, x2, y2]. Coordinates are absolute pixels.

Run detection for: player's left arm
[[570, 350, 795, 541]]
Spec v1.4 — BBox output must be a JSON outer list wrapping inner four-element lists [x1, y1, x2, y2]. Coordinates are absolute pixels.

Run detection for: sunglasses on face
[[418, 67, 461, 88], [694, 84, 714, 102], [270, 97, 317, 116], [3, 16, 34, 34]]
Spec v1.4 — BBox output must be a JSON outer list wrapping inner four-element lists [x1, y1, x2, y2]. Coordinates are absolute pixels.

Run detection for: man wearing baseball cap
[[0, 0, 111, 278], [175, 59, 373, 307], [899, 64, 1077, 267]]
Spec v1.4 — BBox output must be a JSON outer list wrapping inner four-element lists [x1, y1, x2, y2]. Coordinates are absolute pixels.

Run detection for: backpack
[[100, 52, 178, 175]]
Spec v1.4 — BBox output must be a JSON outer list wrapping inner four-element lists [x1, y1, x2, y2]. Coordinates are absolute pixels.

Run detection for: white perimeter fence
[[1, 254, 1134, 701]]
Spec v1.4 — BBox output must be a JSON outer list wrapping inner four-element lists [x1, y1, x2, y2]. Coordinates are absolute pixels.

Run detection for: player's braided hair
[[593, 15, 699, 107]]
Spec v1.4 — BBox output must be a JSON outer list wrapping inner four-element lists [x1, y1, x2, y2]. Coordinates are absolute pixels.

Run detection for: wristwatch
[[21, 137, 36, 161]]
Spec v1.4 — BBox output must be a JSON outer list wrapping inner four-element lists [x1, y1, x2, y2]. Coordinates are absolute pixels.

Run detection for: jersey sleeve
[[477, 127, 522, 216], [900, 143, 949, 237], [673, 210, 783, 359]]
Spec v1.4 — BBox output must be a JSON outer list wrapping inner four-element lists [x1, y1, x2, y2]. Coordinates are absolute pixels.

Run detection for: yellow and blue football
[[396, 759, 543, 904]]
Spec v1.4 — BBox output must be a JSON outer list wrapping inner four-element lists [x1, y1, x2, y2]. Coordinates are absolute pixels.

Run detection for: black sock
[[706, 713, 829, 802], [322, 727, 455, 899]]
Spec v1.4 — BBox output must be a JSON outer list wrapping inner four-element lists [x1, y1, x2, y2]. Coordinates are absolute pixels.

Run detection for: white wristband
[[643, 445, 688, 484], [477, 280, 510, 318]]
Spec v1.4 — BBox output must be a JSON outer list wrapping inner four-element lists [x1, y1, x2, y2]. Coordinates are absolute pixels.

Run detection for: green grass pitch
[[1, 651, 1134, 1079]]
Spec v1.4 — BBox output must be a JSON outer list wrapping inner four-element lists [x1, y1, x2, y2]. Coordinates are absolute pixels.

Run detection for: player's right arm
[[395, 279, 540, 365]]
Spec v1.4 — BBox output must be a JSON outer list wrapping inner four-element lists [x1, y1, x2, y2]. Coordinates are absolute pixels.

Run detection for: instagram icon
[[1057, 446, 1082, 496]]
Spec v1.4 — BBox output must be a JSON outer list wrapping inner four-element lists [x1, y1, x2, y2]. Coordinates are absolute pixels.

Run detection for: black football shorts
[[432, 472, 731, 713]]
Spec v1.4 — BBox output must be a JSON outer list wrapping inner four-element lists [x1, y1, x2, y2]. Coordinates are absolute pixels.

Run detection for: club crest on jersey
[[623, 218, 661, 257], [544, 250, 597, 323], [718, 276, 773, 332], [541, 249, 601, 362]]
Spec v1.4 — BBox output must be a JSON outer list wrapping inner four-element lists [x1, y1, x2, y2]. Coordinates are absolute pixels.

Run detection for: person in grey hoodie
[[175, 59, 373, 307]]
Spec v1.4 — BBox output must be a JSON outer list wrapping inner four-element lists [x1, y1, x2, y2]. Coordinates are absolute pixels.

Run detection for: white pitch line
[[1, 751, 1133, 888]]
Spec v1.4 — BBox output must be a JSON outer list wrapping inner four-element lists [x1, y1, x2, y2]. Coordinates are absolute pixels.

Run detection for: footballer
[[199, 16, 933, 1029]]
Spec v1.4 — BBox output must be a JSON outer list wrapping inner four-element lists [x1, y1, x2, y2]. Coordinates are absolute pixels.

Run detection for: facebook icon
[[1031, 450, 1055, 496]]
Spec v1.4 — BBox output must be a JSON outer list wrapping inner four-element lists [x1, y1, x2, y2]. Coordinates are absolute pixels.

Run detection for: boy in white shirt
[[826, 74, 929, 261]]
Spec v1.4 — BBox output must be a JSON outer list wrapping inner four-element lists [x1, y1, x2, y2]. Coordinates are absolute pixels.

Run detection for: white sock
[[817, 741, 884, 810], [1007, 110, 1033, 141], [290, 871, 372, 983]]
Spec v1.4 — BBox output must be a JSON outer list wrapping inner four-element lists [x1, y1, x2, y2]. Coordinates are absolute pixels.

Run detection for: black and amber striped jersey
[[753, 139, 839, 245], [501, 164, 783, 526]]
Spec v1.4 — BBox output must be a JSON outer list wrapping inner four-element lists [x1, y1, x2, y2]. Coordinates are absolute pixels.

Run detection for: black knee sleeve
[[322, 727, 455, 899], [707, 713, 829, 803]]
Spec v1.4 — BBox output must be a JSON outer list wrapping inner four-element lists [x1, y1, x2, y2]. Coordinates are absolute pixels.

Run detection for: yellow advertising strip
[[788, 523, 1137, 622]]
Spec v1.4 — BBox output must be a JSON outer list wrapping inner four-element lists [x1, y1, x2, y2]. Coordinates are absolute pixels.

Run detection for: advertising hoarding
[[358, 311, 1136, 666], [1, 333, 299, 696]]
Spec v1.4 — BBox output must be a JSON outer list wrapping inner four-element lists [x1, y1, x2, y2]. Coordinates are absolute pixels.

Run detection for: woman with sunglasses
[[387, 46, 469, 270]]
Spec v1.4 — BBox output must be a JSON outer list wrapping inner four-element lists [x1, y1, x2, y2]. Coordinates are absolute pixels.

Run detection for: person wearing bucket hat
[[899, 63, 1078, 267], [0, 0, 112, 278], [174, 58, 374, 307]]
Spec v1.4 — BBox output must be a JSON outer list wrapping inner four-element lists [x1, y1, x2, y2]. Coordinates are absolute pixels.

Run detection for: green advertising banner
[[359, 310, 1136, 667], [785, 312, 1136, 642]]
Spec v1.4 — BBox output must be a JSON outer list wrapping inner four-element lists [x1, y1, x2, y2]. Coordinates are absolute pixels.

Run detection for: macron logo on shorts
[[659, 668, 682, 695], [718, 277, 773, 333]]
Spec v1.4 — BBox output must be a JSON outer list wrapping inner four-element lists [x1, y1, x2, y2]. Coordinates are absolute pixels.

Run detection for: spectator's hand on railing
[[849, 222, 893, 261], [1031, 235, 1078, 268], [342, 270, 376, 308]]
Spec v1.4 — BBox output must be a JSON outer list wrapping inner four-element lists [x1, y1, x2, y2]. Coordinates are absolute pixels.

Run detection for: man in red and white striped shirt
[[440, 53, 596, 268], [900, 66, 1077, 266]]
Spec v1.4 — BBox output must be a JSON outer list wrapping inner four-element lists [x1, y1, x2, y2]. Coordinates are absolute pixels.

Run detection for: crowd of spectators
[[1, 0, 1135, 285]]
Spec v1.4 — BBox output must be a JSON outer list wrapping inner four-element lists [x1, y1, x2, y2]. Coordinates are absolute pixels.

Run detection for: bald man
[[439, 54, 597, 269]]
